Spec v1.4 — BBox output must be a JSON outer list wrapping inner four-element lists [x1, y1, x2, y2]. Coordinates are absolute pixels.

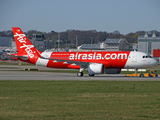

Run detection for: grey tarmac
[[0, 65, 159, 81], [0, 71, 159, 81]]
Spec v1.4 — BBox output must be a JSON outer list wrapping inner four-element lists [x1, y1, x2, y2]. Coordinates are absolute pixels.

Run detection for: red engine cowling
[[105, 69, 121, 74]]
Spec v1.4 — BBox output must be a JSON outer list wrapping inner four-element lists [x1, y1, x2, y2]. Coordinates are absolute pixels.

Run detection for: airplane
[[11, 27, 158, 77]]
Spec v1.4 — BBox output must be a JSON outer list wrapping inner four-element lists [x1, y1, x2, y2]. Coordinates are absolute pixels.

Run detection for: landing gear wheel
[[139, 74, 144, 77], [89, 74, 95, 77], [77, 72, 83, 77]]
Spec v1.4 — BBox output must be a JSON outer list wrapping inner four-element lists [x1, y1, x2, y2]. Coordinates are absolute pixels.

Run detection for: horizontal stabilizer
[[10, 53, 28, 60]]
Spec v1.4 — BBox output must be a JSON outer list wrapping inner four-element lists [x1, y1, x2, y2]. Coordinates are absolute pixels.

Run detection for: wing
[[49, 57, 89, 69], [49, 57, 112, 68]]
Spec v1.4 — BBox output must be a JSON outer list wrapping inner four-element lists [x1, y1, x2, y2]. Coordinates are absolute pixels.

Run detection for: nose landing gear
[[77, 72, 83, 77]]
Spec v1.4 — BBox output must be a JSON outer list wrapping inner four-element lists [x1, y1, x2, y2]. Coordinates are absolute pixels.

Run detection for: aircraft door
[[132, 52, 137, 62]]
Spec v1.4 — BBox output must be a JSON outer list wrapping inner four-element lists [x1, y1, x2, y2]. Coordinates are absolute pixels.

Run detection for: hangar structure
[[78, 38, 132, 51], [0, 37, 12, 47], [138, 33, 160, 55], [0, 37, 12, 56]]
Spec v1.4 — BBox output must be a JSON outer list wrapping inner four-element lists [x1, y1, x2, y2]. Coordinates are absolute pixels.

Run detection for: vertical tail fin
[[12, 27, 41, 64]]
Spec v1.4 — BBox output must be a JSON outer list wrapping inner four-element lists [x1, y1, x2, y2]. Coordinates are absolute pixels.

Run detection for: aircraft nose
[[152, 58, 158, 66]]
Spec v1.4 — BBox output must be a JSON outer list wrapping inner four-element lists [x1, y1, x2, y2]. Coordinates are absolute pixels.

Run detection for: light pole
[[66, 39, 67, 49], [91, 37, 93, 44], [75, 35, 78, 49], [57, 33, 60, 51]]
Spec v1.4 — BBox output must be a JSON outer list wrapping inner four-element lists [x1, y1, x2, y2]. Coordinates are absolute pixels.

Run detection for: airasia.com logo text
[[69, 52, 127, 60]]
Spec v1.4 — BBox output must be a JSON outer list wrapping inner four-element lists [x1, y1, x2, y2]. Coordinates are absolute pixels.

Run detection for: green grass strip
[[0, 81, 160, 120]]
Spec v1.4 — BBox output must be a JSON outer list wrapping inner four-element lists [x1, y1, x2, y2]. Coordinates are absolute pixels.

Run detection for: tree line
[[0, 29, 160, 48]]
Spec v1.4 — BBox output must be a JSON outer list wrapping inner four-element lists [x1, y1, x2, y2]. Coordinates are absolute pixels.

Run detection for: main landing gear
[[77, 72, 95, 77], [89, 74, 95, 77]]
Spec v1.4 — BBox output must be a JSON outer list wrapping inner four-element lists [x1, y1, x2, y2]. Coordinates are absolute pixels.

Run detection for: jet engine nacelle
[[105, 69, 121, 74], [88, 63, 105, 75]]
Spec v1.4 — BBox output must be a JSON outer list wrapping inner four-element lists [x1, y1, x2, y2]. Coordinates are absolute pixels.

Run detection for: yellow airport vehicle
[[125, 70, 158, 77]]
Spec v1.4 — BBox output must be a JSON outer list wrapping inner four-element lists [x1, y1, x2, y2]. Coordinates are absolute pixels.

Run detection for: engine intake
[[88, 63, 105, 75]]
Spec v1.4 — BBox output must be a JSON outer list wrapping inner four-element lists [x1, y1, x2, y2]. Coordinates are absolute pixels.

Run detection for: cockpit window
[[142, 55, 152, 58]]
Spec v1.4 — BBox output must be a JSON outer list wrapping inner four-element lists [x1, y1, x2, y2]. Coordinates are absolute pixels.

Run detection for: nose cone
[[152, 58, 158, 66]]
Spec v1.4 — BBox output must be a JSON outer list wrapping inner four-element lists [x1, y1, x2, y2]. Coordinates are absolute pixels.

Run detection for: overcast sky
[[0, 0, 160, 34]]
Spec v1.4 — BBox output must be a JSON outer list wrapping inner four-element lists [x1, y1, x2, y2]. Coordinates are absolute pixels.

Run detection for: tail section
[[12, 27, 41, 64]]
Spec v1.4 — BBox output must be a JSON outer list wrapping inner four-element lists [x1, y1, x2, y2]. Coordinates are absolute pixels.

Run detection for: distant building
[[0, 37, 12, 47], [153, 49, 160, 63], [153, 49, 160, 57], [44, 40, 53, 50], [138, 33, 160, 55], [0, 47, 9, 56], [78, 44, 103, 50], [78, 38, 132, 51], [32, 34, 45, 41], [103, 38, 131, 51], [132, 44, 138, 51], [30, 33, 45, 51], [0, 37, 12, 57], [33, 41, 44, 51]]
